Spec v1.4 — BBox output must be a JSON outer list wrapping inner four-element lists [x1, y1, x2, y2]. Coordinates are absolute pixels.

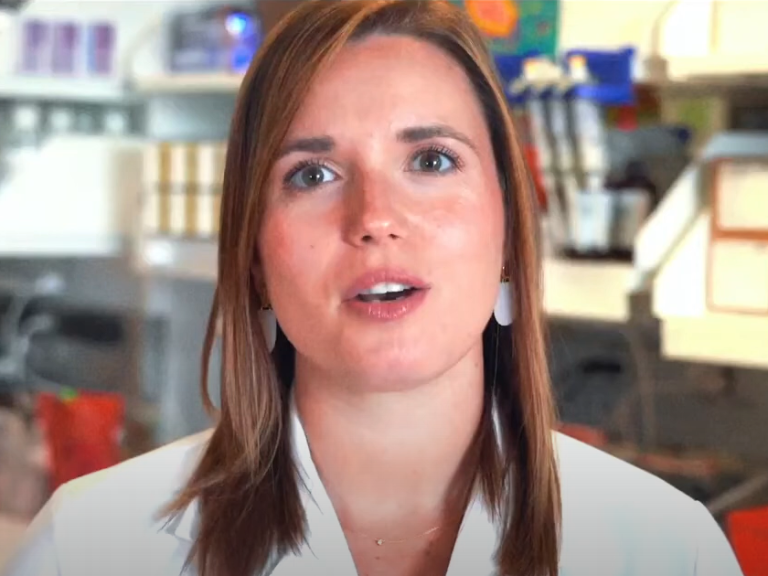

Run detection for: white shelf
[[0, 235, 124, 257], [543, 259, 635, 323], [660, 314, 768, 370], [653, 211, 768, 370], [0, 76, 128, 102], [133, 73, 244, 95], [666, 55, 768, 85], [139, 237, 218, 281]]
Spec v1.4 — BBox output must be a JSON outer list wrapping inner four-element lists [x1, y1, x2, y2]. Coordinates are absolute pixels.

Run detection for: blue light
[[225, 13, 250, 37]]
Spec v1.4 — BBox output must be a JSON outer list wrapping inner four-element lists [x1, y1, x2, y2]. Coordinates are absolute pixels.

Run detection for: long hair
[[162, 2, 561, 575]]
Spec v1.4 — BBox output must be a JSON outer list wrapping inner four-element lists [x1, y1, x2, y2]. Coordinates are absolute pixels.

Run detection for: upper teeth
[[360, 282, 413, 295]]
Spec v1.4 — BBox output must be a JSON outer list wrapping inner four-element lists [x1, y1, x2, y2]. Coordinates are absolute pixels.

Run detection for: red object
[[524, 144, 548, 211], [37, 391, 125, 490], [558, 423, 608, 447], [613, 105, 638, 130], [728, 505, 768, 575]]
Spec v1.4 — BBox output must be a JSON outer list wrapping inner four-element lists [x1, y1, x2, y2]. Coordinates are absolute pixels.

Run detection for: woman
[[4, 2, 743, 576]]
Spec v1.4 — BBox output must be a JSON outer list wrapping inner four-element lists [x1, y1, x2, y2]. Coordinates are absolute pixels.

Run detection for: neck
[[293, 344, 485, 538]]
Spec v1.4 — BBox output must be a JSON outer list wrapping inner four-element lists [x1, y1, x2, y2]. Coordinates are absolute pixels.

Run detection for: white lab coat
[[3, 408, 744, 576]]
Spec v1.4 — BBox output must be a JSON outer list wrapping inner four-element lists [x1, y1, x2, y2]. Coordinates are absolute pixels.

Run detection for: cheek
[[258, 211, 323, 301], [428, 182, 505, 266]]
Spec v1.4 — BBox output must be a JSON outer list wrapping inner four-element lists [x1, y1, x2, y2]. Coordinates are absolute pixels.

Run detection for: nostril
[[361, 234, 374, 243]]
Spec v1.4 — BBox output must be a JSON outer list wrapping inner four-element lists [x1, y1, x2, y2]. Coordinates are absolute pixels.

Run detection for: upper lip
[[342, 268, 430, 301]]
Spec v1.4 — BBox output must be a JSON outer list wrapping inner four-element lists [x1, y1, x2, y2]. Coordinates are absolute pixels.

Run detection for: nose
[[343, 171, 407, 247]]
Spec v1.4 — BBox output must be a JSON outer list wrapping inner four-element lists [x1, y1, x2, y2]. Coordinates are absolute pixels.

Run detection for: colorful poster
[[449, 0, 559, 58]]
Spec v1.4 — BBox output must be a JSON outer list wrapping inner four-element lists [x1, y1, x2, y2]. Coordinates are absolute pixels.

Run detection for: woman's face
[[259, 34, 506, 390]]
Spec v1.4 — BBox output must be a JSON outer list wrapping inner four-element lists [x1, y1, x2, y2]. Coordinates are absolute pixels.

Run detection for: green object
[[448, 0, 560, 58], [60, 387, 78, 403], [675, 98, 716, 135]]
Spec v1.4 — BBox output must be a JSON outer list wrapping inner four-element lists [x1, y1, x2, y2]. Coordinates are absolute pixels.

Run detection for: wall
[[560, 0, 672, 54]]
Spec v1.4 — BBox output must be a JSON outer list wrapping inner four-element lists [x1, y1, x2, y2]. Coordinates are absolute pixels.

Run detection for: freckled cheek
[[259, 214, 327, 303], [426, 196, 503, 264]]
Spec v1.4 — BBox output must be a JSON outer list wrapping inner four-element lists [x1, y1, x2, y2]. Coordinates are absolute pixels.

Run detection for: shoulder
[[4, 430, 212, 576], [55, 428, 212, 522], [554, 433, 743, 576], [555, 431, 690, 506]]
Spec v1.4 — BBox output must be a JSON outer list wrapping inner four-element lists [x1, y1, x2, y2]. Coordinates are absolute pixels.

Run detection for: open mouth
[[355, 282, 422, 303]]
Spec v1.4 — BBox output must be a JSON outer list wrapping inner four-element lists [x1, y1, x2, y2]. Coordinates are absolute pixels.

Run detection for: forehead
[[285, 34, 488, 138]]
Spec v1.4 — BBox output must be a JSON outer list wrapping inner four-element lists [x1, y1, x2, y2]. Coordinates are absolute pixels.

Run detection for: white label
[[169, 188, 187, 236], [143, 190, 160, 235], [579, 138, 607, 173], [197, 144, 218, 185], [710, 240, 768, 313], [197, 190, 215, 237], [143, 146, 160, 185], [170, 144, 187, 185], [716, 162, 768, 231]]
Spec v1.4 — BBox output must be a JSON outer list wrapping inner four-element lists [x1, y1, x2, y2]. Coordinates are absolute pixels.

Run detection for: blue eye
[[287, 162, 338, 190], [410, 148, 459, 173]]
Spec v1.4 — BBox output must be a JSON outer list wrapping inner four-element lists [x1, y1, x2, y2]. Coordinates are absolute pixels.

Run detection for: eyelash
[[281, 144, 464, 190], [282, 158, 326, 188], [409, 145, 463, 172]]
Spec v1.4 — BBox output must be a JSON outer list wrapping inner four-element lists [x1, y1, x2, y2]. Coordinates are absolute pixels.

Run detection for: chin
[[337, 335, 467, 393]]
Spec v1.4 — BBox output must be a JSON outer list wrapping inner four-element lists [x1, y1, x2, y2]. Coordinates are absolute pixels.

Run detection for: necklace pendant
[[375, 539, 384, 546]]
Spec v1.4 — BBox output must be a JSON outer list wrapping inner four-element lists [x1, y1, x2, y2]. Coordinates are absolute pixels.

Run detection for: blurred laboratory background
[[1, 0, 767, 572]]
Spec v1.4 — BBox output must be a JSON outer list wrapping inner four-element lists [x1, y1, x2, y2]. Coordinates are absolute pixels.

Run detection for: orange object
[[37, 391, 125, 490], [465, 0, 518, 38], [558, 423, 608, 447], [524, 144, 547, 211], [728, 506, 768, 575]]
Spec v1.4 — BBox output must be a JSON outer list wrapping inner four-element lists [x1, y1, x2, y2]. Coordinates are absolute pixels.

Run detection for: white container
[[614, 188, 652, 251], [48, 107, 75, 134], [0, 135, 143, 255], [572, 99, 609, 174], [572, 189, 614, 253], [714, 161, 768, 232], [709, 239, 768, 314], [103, 108, 130, 135]]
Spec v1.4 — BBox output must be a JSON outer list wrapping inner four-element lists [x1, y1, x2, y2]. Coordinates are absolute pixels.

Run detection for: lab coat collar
[[165, 409, 500, 575], [166, 496, 199, 542]]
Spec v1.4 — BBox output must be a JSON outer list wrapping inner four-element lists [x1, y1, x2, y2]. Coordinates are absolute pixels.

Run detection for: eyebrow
[[397, 124, 476, 151], [277, 123, 476, 159], [278, 136, 335, 158]]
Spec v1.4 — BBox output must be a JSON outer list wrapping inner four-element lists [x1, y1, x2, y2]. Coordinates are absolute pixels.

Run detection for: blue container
[[493, 51, 540, 106], [562, 47, 636, 106]]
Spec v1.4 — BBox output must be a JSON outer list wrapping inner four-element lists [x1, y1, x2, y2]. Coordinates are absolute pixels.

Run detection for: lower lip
[[344, 289, 428, 321]]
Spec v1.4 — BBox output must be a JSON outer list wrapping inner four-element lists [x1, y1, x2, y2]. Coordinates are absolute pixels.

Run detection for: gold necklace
[[344, 523, 444, 546]]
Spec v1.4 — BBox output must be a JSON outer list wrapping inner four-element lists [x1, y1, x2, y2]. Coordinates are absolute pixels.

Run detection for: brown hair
[[163, 1, 561, 575]]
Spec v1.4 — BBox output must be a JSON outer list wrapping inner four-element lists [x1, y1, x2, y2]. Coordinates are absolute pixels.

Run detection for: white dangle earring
[[493, 265, 514, 326], [259, 302, 277, 352]]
